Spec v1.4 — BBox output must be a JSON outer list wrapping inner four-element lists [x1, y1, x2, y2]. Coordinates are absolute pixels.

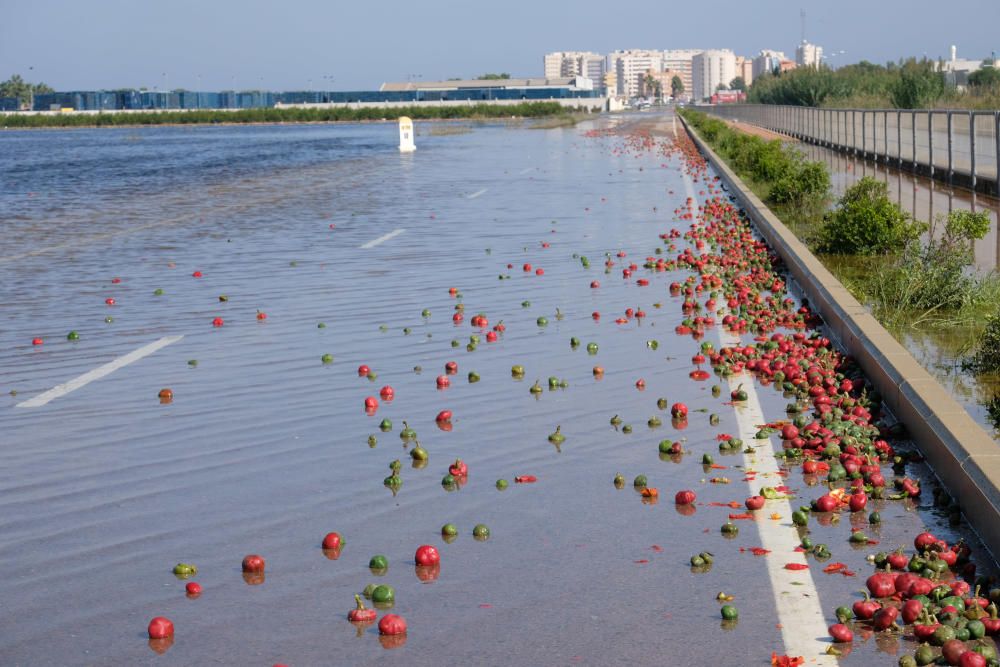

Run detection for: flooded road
[[0, 115, 994, 665]]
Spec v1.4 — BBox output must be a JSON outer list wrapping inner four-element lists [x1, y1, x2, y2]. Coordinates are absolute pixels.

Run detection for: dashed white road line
[[681, 166, 835, 665], [16, 335, 184, 408], [359, 228, 406, 249], [466, 188, 488, 199], [518, 167, 533, 175]]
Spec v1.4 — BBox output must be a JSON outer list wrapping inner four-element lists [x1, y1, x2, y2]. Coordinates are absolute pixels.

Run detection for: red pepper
[[887, 547, 909, 571], [905, 577, 934, 599], [914, 531, 938, 551], [983, 604, 1000, 635], [872, 605, 899, 631], [378, 613, 407, 636], [867, 568, 896, 598], [348, 595, 377, 623], [901, 598, 924, 625], [950, 580, 971, 597], [913, 611, 940, 640], [965, 586, 989, 609], [852, 591, 881, 620], [894, 572, 918, 596], [828, 623, 853, 643], [449, 459, 468, 477], [936, 549, 957, 567]]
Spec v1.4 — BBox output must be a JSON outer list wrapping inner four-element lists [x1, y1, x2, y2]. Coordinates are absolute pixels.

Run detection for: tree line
[[748, 58, 1000, 109]]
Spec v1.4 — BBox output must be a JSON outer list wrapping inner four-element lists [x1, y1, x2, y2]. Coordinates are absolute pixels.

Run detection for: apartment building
[[691, 49, 736, 101], [662, 49, 702, 99], [543, 52, 607, 82], [609, 49, 664, 97], [735, 56, 754, 87], [752, 50, 787, 79], [795, 41, 823, 68]]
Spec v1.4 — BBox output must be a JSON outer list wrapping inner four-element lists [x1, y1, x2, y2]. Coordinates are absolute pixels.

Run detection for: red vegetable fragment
[[784, 563, 809, 571], [514, 475, 537, 483]]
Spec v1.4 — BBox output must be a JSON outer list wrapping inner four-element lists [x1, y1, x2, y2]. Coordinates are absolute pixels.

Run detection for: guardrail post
[[995, 112, 1000, 195], [897, 110, 903, 167], [928, 111, 934, 178], [883, 111, 888, 162], [947, 111, 954, 184], [970, 111, 977, 190], [862, 111, 867, 158], [853, 110, 858, 155]]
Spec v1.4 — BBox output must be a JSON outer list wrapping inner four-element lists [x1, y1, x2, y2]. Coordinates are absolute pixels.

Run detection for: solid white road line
[[16, 335, 184, 408], [681, 169, 836, 665], [359, 228, 405, 249], [466, 188, 488, 199]]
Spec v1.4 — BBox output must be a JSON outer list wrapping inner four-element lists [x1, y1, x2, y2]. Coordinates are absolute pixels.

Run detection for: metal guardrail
[[701, 104, 1000, 196]]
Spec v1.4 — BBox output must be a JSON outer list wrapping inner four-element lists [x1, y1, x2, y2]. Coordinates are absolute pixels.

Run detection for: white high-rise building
[[795, 41, 823, 68], [691, 49, 736, 101], [609, 49, 664, 98], [753, 50, 786, 79], [543, 52, 607, 82], [662, 49, 702, 100]]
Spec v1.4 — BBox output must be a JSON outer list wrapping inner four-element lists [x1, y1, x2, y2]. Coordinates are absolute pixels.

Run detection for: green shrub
[[964, 314, 1000, 373], [818, 177, 924, 254], [855, 209, 993, 326], [769, 157, 830, 208]]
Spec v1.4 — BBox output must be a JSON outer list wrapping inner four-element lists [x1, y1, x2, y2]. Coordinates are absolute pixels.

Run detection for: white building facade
[[543, 52, 607, 82], [795, 41, 823, 68], [662, 49, 702, 100], [752, 50, 786, 79], [691, 49, 736, 101], [609, 49, 664, 98]]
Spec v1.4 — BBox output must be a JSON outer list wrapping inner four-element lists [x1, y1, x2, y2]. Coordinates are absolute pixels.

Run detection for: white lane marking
[[359, 228, 405, 249], [16, 335, 184, 408], [682, 170, 835, 665], [518, 167, 533, 175], [466, 188, 488, 199]]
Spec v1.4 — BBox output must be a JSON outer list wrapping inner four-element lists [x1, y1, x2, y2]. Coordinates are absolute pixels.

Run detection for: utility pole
[[800, 9, 806, 43]]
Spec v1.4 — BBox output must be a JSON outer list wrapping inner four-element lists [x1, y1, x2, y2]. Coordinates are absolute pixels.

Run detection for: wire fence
[[699, 104, 1000, 196]]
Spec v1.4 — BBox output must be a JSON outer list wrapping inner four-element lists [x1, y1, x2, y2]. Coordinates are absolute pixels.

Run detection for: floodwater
[[0, 115, 992, 665], [794, 143, 1000, 437]]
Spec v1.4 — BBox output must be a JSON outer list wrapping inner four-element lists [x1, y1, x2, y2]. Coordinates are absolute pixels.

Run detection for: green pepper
[[613, 473, 625, 488], [967, 619, 986, 639], [720, 521, 739, 536], [792, 510, 809, 526], [441, 524, 458, 537], [362, 583, 378, 599], [473, 524, 490, 539], [835, 606, 852, 623], [399, 421, 417, 441], [720, 605, 738, 620], [495, 479, 508, 490], [371, 584, 395, 604], [173, 563, 198, 576], [369, 555, 389, 571], [633, 475, 647, 488], [658, 440, 674, 453], [379, 418, 393, 432]]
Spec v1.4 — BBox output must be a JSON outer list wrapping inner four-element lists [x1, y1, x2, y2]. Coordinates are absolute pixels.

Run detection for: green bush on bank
[[817, 177, 924, 255], [0, 102, 572, 128], [682, 110, 829, 216]]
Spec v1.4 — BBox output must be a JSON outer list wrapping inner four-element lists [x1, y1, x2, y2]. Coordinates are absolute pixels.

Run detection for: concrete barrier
[[679, 113, 1000, 562]]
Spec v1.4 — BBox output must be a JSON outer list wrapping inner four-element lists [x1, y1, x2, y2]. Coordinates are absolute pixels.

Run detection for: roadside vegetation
[[0, 102, 578, 128], [681, 109, 1000, 425], [748, 58, 1000, 110]]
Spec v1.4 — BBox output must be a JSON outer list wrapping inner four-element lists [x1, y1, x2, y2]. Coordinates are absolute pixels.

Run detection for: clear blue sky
[[2, 0, 997, 91]]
